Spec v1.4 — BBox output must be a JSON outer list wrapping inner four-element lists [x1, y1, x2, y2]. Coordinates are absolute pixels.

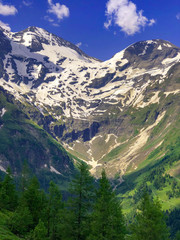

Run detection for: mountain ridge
[[0, 26, 179, 183]]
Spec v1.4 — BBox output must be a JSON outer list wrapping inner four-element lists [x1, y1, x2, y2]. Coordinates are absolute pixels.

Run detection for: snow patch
[[1, 108, 6, 117], [163, 43, 172, 48], [157, 45, 162, 50], [50, 166, 62, 175], [118, 111, 166, 175], [89, 158, 102, 171], [23, 32, 37, 47], [136, 91, 160, 108], [164, 89, 180, 96], [139, 45, 149, 56], [0, 165, 6, 173], [162, 52, 180, 65]]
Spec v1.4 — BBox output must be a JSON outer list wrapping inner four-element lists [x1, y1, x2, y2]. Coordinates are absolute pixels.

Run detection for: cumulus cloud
[[47, 0, 69, 21], [104, 0, 155, 35], [22, 0, 33, 7], [44, 15, 60, 27], [0, 1, 17, 16], [52, 23, 60, 27], [0, 20, 11, 31], [44, 15, 54, 23], [76, 42, 82, 48], [149, 18, 156, 26], [176, 13, 180, 20]]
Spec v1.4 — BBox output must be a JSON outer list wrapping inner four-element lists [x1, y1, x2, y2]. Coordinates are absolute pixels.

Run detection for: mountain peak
[[23, 26, 51, 38], [126, 39, 178, 55], [119, 39, 180, 70], [10, 26, 99, 61], [26, 26, 44, 32]]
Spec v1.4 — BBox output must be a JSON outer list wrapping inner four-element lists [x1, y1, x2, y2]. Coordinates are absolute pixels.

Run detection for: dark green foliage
[[46, 181, 64, 240], [18, 161, 32, 193], [132, 183, 152, 204], [130, 191, 170, 240], [33, 219, 48, 240], [166, 180, 180, 199], [62, 162, 95, 240], [174, 231, 180, 240], [22, 176, 47, 227], [8, 176, 47, 236], [166, 208, 180, 239], [0, 163, 178, 240], [9, 201, 33, 236], [89, 170, 126, 240], [0, 168, 17, 211]]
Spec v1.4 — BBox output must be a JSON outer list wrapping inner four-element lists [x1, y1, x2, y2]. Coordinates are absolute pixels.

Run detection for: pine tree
[[46, 181, 64, 240], [62, 162, 95, 240], [0, 167, 18, 210], [33, 219, 48, 240], [19, 161, 32, 192], [9, 200, 33, 236], [22, 176, 47, 227], [89, 170, 126, 240], [130, 191, 170, 240]]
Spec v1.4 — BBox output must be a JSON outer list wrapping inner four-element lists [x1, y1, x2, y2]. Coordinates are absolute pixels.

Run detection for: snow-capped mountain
[[1, 27, 179, 119], [0, 26, 180, 178]]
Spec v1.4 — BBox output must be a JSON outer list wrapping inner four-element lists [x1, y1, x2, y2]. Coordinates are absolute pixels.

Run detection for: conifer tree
[[130, 191, 170, 240], [22, 176, 47, 227], [9, 200, 33, 236], [0, 167, 17, 210], [19, 161, 32, 192], [63, 162, 95, 240], [33, 219, 48, 240], [46, 181, 64, 240], [89, 170, 126, 240]]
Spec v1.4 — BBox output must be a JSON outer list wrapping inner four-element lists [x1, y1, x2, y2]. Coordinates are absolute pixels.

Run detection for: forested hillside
[[0, 163, 179, 240]]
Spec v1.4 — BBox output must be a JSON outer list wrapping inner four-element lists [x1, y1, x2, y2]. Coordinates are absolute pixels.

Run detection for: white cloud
[[47, 0, 69, 21], [22, 0, 33, 7], [0, 20, 11, 31], [44, 15, 60, 27], [44, 15, 54, 23], [52, 23, 60, 27], [0, 1, 17, 16], [176, 13, 180, 20], [104, 0, 155, 35], [149, 18, 156, 26]]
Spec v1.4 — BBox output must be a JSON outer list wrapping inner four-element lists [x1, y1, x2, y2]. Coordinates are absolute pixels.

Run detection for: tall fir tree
[[22, 176, 47, 227], [0, 167, 17, 210], [9, 199, 33, 236], [62, 162, 95, 240], [88, 169, 126, 240], [46, 181, 64, 240], [19, 161, 32, 192], [130, 191, 170, 240], [33, 219, 48, 240]]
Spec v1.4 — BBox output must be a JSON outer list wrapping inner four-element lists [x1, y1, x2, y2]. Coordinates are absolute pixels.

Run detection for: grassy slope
[[117, 115, 180, 216], [0, 211, 22, 240]]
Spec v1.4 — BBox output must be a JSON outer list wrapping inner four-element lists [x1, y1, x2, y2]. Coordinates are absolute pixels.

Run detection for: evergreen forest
[[0, 162, 179, 240]]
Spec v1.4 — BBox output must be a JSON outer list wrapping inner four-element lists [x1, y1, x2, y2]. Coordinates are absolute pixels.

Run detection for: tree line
[[0, 162, 179, 240]]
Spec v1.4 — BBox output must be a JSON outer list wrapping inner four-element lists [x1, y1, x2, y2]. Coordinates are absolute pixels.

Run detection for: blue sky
[[0, 0, 180, 60]]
